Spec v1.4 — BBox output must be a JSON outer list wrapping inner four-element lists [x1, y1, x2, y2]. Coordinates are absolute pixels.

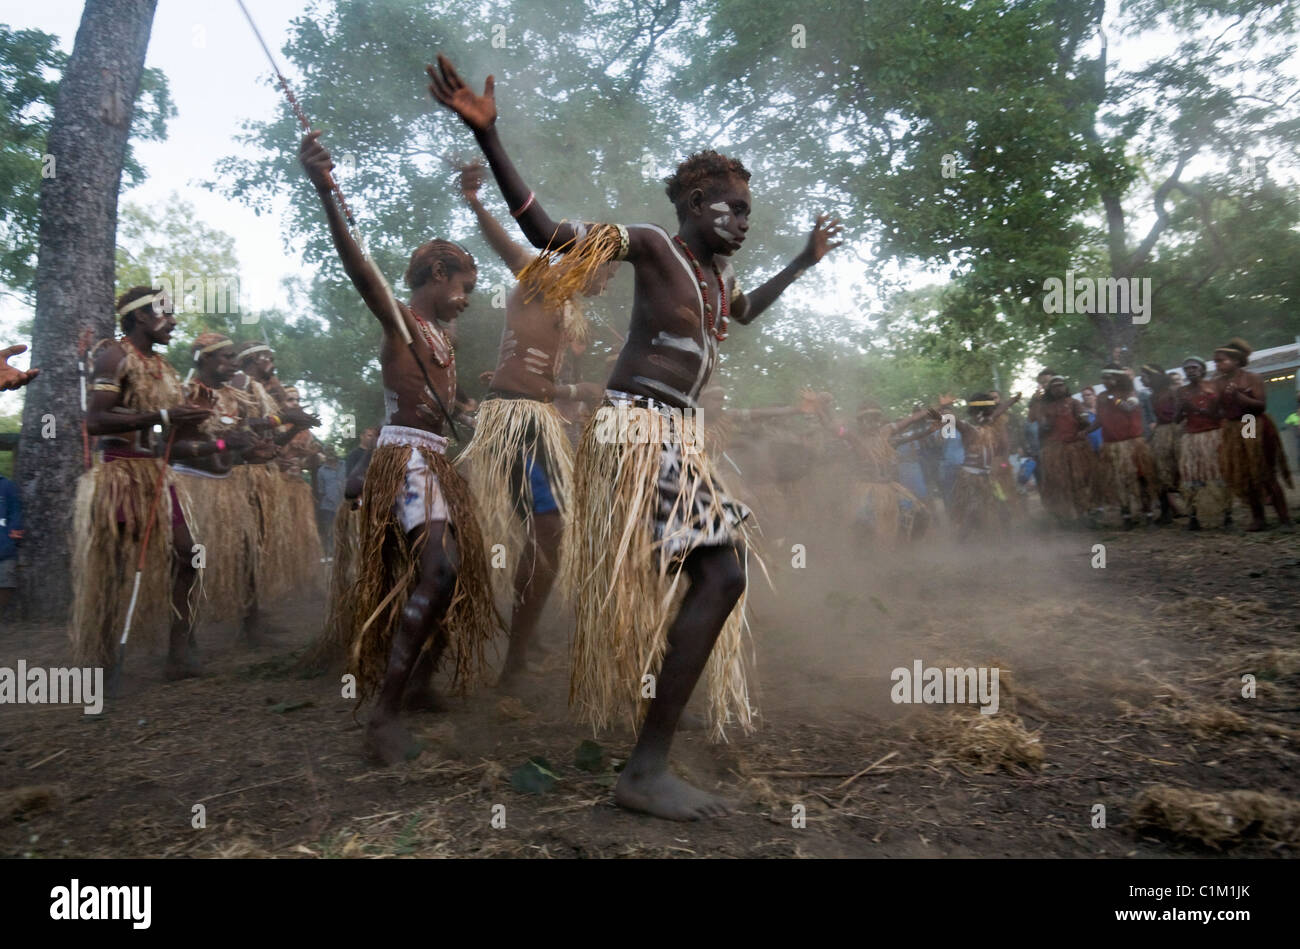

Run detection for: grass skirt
[[347, 441, 499, 705], [281, 475, 325, 597], [852, 480, 920, 544], [302, 502, 359, 672], [457, 397, 574, 601], [175, 466, 258, 623], [1150, 423, 1180, 491], [951, 469, 1003, 537], [1040, 439, 1096, 520], [563, 400, 757, 742], [1099, 438, 1154, 512], [69, 456, 193, 666], [1221, 416, 1293, 502]]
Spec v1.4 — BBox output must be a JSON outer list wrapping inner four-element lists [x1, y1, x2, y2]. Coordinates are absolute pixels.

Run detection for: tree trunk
[[15, 0, 158, 621]]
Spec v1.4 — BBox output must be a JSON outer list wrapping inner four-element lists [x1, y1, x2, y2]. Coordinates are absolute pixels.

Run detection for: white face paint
[[713, 225, 734, 241], [708, 202, 729, 212]]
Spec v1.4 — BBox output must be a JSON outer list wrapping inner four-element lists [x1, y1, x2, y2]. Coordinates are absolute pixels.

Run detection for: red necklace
[[672, 236, 729, 342], [122, 336, 165, 380], [411, 309, 454, 369]]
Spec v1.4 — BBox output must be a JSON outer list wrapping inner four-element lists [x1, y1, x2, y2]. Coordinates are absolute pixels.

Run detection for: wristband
[[566, 384, 578, 400], [215, 438, 227, 452], [159, 408, 170, 427]]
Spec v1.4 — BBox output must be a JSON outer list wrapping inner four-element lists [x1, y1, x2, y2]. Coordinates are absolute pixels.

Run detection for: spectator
[[1080, 386, 1103, 453], [0, 473, 21, 613], [315, 449, 344, 551], [345, 427, 378, 481]]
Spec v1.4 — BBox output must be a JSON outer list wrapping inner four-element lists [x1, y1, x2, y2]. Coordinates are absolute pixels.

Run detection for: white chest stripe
[[647, 224, 713, 404]]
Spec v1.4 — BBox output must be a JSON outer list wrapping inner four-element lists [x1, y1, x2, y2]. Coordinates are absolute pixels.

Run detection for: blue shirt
[[0, 476, 21, 561], [941, 428, 966, 466], [315, 464, 344, 513]]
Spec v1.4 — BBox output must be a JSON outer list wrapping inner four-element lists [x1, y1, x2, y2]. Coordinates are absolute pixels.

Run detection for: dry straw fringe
[[1178, 428, 1227, 521], [175, 468, 258, 623], [852, 480, 918, 545], [245, 464, 295, 603], [69, 457, 191, 666], [1040, 439, 1096, 519], [347, 444, 501, 706], [457, 398, 574, 601], [1179, 428, 1222, 484], [1150, 422, 1180, 491], [516, 222, 624, 318], [1100, 438, 1154, 511], [562, 409, 758, 742], [303, 502, 361, 669], [281, 474, 325, 596], [951, 469, 1002, 537]]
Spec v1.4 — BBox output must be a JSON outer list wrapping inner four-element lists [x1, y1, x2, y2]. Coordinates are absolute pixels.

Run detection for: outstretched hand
[[427, 55, 497, 133], [801, 214, 844, 266], [299, 130, 336, 193], [0, 345, 38, 391]]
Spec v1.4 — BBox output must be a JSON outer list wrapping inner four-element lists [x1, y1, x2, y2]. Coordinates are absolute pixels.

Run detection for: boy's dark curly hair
[[664, 150, 751, 223]]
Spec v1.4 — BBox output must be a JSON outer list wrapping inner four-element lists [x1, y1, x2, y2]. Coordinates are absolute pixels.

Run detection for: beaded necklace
[[672, 236, 729, 342], [411, 309, 454, 369]]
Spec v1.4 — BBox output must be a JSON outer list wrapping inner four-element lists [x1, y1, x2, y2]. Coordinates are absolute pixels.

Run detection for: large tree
[[15, 0, 161, 620]]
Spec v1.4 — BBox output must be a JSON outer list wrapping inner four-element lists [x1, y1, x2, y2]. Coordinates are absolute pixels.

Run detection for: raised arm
[[732, 214, 843, 325], [457, 160, 534, 275], [990, 392, 1022, 423], [299, 131, 400, 335], [428, 55, 657, 262]]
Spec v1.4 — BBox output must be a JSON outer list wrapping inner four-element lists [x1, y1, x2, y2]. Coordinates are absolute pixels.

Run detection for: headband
[[192, 338, 234, 363], [1139, 363, 1163, 376], [116, 292, 164, 317], [967, 400, 997, 407], [1182, 356, 1206, 369], [239, 344, 272, 360]]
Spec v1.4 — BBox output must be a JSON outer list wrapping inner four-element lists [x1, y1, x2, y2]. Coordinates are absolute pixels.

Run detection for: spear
[[233, 0, 460, 441]]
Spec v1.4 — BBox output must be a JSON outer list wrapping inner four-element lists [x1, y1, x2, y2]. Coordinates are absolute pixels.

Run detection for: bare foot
[[364, 718, 422, 766], [1245, 519, 1268, 532], [614, 766, 733, 820]]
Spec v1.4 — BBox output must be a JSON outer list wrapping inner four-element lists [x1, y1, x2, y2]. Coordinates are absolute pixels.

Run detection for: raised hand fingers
[[426, 63, 453, 103], [1, 344, 28, 362], [437, 54, 466, 91]]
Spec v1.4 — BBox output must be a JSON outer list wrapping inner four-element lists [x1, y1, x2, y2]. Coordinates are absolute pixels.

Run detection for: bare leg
[[365, 522, 458, 765], [165, 520, 202, 680], [615, 544, 744, 821], [499, 511, 561, 687]]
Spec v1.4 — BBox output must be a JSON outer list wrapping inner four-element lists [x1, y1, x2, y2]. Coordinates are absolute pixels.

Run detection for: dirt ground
[[2, 484, 1298, 859]]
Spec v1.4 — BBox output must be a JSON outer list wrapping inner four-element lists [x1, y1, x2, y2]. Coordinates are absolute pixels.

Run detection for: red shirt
[[1097, 394, 1143, 442], [1041, 397, 1083, 443], [1178, 385, 1219, 434]]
